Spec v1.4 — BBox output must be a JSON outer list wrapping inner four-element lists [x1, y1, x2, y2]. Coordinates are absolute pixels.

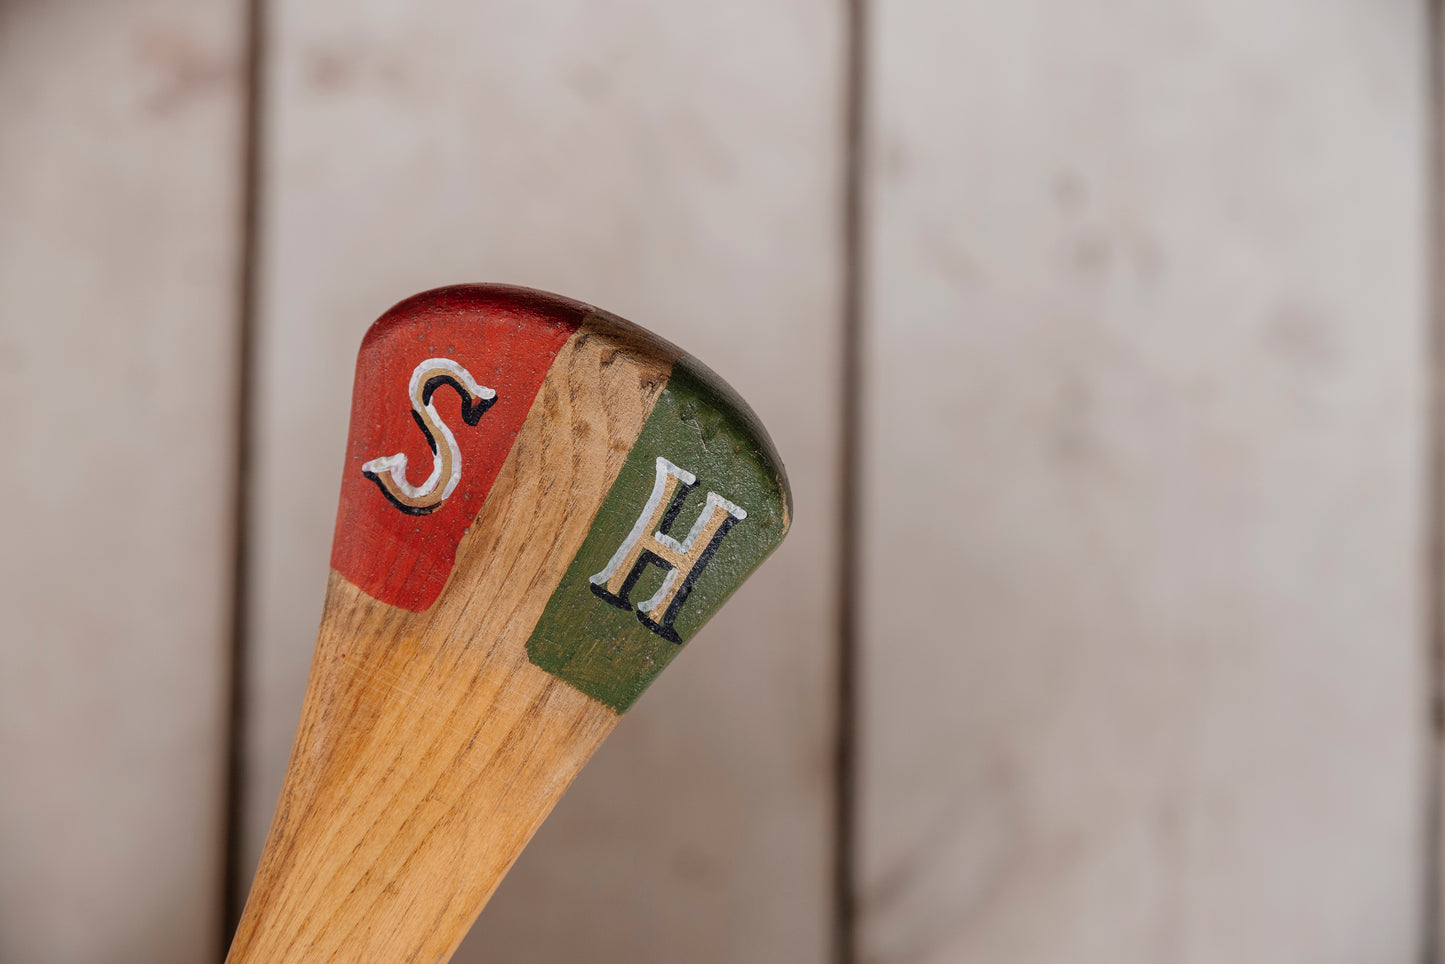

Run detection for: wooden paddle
[[224, 285, 791, 963]]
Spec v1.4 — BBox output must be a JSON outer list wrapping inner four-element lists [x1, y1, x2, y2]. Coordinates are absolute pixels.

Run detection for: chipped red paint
[[330, 285, 586, 611]]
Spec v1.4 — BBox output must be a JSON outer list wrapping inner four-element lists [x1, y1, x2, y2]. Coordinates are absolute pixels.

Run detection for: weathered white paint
[[243, 1, 842, 960], [0, 0, 246, 960], [859, 2, 1429, 962]]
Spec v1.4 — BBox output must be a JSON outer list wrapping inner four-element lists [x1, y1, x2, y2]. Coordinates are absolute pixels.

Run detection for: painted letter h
[[589, 457, 746, 642]]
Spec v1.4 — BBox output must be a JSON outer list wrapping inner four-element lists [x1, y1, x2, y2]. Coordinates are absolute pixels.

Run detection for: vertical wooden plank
[[241, 2, 842, 961], [1434, 8, 1445, 958], [860, 2, 1429, 962], [1432, 4, 1445, 957], [0, 1, 246, 961]]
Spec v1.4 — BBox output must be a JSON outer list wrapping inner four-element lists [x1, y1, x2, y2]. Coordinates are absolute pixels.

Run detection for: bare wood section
[[859, 2, 1429, 962], [0, 1, 246, 960], [245, 3, 841, 961], [227, 325, 670, 963]]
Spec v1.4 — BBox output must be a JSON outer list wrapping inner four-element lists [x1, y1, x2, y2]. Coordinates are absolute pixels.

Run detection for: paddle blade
[[226, 284, 791, 963]]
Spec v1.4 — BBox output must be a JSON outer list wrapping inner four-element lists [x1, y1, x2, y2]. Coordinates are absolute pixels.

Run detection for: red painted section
[[330, 285, 585, 611]]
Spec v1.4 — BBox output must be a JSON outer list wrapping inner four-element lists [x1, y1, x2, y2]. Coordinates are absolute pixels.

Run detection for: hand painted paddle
[[224, 285, 791, 963]]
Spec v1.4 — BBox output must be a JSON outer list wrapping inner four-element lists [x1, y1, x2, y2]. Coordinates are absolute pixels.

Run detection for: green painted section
[[526, 355, 792, 712]]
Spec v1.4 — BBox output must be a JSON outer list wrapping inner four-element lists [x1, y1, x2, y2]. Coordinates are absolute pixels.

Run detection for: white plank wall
[[4, 1, 1443, 962], [858, 3, 1430, 963], [0, 1, 246, 961], [240, 2, 842, 961]]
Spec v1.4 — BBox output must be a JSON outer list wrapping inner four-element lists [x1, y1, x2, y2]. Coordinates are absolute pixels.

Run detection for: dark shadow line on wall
[[221, 0, 266, 954], [835, 0, 868, 961], [1427, 0, 1444, 960]]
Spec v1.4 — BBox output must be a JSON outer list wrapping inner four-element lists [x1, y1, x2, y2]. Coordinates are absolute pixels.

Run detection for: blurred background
[[0, 0, 1434, 962]]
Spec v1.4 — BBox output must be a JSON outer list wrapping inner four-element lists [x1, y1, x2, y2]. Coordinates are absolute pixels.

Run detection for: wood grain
[[859, 3, 1429, 962], [228, 318, 675, 962], [0, 1, 245, 960], [243, 3, 841, 961]]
